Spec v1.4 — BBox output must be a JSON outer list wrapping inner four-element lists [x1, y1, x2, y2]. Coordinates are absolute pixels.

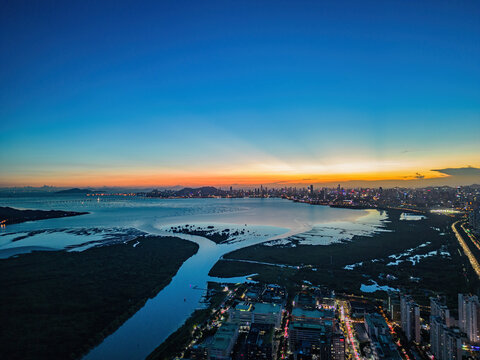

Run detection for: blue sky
[[1, 0, 479, 187]]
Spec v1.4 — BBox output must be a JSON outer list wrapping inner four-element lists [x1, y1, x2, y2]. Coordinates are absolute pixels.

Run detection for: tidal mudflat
[[0, 196, 398, 359]]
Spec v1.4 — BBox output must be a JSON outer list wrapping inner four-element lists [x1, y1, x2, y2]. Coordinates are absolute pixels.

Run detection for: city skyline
[[1, 1, 479, 187]]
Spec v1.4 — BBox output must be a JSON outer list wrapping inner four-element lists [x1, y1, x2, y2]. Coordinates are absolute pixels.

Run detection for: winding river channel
[[0, 196, 387, 359]]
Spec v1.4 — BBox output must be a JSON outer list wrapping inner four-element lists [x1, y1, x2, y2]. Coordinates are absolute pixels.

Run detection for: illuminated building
[[431, 297, 452, 326], [387, 292, 401, 322], [469, 207, 480, 235], [364, 314, 402, 359], [291, 308, 335, 326], [289, 307, 341, 358], [234, 323, 274, 360], [229, 302, 282, 329], [208, 323, 239, 360], [400, 294, 420, 343], [430, 297, 454, 358], [430, 296, 471, 359], [230, 302, 253, 328], [441, 327, 464, 360], [331, 333, 345, 360], [252, 303, 282, 329], [458, 294, 480, 343]]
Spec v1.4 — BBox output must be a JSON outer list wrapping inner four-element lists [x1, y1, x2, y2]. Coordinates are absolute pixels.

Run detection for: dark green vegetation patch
[[0, 236, 198, 360], [212, 210, 477, 306], [0, 206, 88, 225]]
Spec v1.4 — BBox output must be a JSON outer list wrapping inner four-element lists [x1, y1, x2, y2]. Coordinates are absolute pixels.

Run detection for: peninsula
[[0, 206, 88, 226]]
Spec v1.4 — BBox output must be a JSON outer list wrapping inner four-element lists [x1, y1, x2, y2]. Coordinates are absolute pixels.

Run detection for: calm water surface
[[0, 196, 386, 359]]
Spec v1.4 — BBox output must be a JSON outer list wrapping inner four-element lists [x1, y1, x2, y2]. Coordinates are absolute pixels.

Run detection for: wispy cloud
[[431, 166, 480, 176]]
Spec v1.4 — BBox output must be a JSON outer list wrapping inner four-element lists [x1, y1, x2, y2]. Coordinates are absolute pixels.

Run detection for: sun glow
[[0, 160, 464, 188]]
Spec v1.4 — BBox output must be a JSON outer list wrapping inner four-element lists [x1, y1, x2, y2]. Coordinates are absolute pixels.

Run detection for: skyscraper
[[469, 207, 480, 235], [430, 297, 453, 358], [441, 327, 464, 360], [458, 294, 480, 344], [400, 295, 420, 343], [431, 297, 451, 326]]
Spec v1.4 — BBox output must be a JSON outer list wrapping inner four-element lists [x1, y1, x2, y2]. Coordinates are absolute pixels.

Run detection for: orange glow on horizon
[[0, 168, 459, 188]]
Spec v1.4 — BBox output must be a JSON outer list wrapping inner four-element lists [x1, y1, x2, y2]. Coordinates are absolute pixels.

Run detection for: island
[[168, 225, 247, 244], [55, 188, 95, 194], [0, 206, 88, 226]]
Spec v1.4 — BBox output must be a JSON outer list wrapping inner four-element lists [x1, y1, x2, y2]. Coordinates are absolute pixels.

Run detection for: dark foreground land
[[0, 206, 88, 225], [0, 236, 199, 360], [147, 282, 232, 360], [211, 210, 478, 307]]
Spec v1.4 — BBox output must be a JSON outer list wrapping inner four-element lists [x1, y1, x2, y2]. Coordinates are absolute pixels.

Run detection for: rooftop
[[290, 322, 327, 331], [253, 302, 282, 315], [235, 303, 253, 312], [292, 308, 334, 319], [211, 323, 239, 351]]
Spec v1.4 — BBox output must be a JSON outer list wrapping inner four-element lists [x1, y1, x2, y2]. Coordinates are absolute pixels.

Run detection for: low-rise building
[[253, 303, 283, 329], [230, 302, 283, 329], [234, 323, 274, 360], [230, 302, 254, 327], [364, 314, 402, 360], [291, 308, 335, 327], [209, 323, 240, 360]]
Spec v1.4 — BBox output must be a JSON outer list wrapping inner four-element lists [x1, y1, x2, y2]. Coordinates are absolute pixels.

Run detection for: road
[[452, 220, 480, 279]]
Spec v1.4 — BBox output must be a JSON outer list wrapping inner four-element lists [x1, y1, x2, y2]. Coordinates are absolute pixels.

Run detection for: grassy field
[[0, 236, 198, 360], [211, 210, 477, 306]]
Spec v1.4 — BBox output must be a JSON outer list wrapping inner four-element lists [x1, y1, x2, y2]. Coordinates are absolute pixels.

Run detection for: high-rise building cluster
[[429, 294, 480, 360], [138, 184, 480, 212], [469, 206, 480, 236], [430, 296, 463, 360], [459, 294, 480, 344]]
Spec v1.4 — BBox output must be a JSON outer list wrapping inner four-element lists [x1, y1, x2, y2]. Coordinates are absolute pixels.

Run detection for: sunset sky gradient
[[1, 1, 479, 188]]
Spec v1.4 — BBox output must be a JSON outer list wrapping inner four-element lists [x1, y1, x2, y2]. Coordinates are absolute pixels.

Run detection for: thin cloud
[[431, 166, 480, 176]]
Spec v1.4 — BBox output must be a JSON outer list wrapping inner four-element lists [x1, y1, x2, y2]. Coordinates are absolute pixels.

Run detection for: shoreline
[[0, 235, 199, 360], [1, 198, 462, 359], [0, 206, 88, 226]]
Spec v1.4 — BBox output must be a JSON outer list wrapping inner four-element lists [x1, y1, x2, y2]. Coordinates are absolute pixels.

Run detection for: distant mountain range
[[143, 186, 227, 197], [55, 188, 95, 194], [174, 186, 227, 197]]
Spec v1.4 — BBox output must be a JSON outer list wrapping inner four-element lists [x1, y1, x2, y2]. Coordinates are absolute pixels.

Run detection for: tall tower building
[[430, 297, 453, 359], [469, 207, 480, 235], [400, 295, 420, 343], [431, 297, 451, 326], [458, 294, 480, 343]]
